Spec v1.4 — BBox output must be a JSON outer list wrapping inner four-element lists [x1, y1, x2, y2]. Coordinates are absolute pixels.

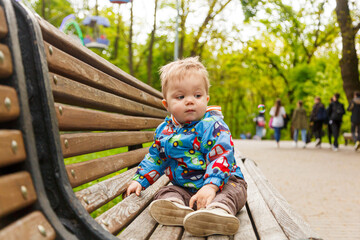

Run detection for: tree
[[190, 0, 232, 57], [128, 0, 134, 75], [147, 0, 159, 86], [335, 0, 360, 102]]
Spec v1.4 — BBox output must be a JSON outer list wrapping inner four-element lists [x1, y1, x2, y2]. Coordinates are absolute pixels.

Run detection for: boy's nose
[[185, 96, 194, 105]]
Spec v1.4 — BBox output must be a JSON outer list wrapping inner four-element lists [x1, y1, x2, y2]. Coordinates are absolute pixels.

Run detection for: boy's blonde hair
[[159, 57, 210, 99]]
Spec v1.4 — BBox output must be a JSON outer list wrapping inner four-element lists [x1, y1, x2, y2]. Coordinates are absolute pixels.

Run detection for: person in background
[[310, 96, 327, 148], [292, 100, 308, 148], [270, 99, 286, 148], [326, 97, 334, 148], [347, 91, 360, 151], [253, 104, 266, 140], [328, 93, 345, 151]]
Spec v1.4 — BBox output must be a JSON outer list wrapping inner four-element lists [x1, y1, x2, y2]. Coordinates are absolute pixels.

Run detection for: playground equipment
[[82, 15, 110, 49], [59, 14, 84, 46]]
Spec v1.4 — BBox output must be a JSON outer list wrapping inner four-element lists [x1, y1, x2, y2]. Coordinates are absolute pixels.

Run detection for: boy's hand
[[125, 181, 142, 197], [189, 184, 219, 209]]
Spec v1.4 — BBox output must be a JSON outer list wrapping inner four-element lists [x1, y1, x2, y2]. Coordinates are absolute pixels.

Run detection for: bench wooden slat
[[237, 159, 287, 240], [234, 207, 257, 240], [95, 175, 169, 235], [61, 131, 154, 158], [51, 74, 167, 118], [38, 18, 163, 99], [0, 7, 8, 39], [244, 158, 320, 239], [117, 207, 158, 239], [55, 103, 163, 131], [149, 225, 183, 240], [0, 44, 12, 78], [75, 167, 137, 213], [0, 130, 26, 167], [0, 171, 37, 218], [66, 147, 149, 188], [181, 231, 205, 240], [0, 85, 20, 123], [44, 43, 163, 109], [0, 211, 56, 240]]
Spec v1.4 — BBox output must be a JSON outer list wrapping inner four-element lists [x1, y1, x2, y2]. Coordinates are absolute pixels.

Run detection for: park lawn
[[64, 142, 153, 218]]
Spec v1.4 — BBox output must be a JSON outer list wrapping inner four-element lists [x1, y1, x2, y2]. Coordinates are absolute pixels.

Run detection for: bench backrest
[[2, 1, 171, 239], [0, 1, 77, 239]]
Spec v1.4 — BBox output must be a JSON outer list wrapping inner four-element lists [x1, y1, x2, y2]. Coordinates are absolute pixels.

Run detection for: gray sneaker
[[183, 208, 240, 236], [149, 199, 194, 226]]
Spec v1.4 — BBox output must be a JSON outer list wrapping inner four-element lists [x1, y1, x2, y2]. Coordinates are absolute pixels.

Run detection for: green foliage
[[25, 0, 354, 139]]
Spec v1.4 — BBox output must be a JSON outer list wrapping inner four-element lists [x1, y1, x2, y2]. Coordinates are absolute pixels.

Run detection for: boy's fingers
[[189, 195, 197, 208], [135, 185, 142, 196]]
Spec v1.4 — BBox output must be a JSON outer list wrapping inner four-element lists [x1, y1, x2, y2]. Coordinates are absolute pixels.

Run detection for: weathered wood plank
[[0, 211, 56, 240], [50, 74, 167, 118], [181, 231, 205, 240], [75, 168, 137, 213], [207, 235, 229, 240], [244, 158, 320, 240], [0, 130, 26, 167], [0, 172, 37, 218], [234, 206, 257, 240], [117, 206, 158, 239], [44, 44, 163, 109], [0, 44, 13, 78], [95, 175, 169, 235], [60, 131, 154, 158], [66, 147, 149, 188], [38, 18, 163, 98], [0, 7, 8, 39], [0, 86, 20, 123], [149, 225, 183, 240], [55, 103, 163, 131], [237, 158, 287, 240]]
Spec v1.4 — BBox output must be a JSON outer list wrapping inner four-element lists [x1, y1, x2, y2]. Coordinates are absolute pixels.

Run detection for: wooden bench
[[0, 0, 321, 239]]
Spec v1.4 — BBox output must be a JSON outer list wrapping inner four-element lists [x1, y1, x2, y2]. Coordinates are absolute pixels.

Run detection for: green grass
[[64, 142, 152, 218]]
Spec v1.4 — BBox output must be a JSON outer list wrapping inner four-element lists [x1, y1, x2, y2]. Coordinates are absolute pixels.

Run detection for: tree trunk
[[179, 0, 188, 59], [112, 5, 121, 60], [147, 0, 158, 86], [335, 0, 360, 103], [128, 0, 134, 76], [42, 0, 46, 20]]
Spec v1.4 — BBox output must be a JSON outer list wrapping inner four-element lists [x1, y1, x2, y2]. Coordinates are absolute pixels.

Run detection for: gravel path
[[234, 139, 360, 240]]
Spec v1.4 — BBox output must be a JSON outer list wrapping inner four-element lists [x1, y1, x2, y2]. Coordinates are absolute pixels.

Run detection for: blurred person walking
[[270, 99, 286, 148], [328, 93, 345, 151], [310, 96, 327, 148], [292, 100, 308, 148], [347, 91, 360, 151], [253, 104, 266, 140]]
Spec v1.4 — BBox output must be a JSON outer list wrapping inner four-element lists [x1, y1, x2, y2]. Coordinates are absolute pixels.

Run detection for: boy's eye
[[195, 94, 202, 98], [177, 96, 184, 100]]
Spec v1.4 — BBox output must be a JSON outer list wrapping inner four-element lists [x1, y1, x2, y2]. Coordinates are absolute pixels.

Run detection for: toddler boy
[[126, 57, 247, 236]]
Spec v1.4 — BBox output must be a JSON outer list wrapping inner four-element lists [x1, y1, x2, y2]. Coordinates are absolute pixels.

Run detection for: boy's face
[[162, 73, 209, 124]]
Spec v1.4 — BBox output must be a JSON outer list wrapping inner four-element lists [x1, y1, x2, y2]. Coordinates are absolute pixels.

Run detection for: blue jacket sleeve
[[200, 119, 234, 190], [132, 124, 169, 189]]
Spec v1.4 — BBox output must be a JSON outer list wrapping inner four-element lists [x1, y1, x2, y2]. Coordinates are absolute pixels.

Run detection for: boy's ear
[[162, 99, 168, 110], [207, 95, 210, 103]]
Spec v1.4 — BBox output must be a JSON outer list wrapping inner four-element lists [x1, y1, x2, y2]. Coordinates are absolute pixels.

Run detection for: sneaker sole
[[184, 210, 240, 236], [149, 199, 193, 226]]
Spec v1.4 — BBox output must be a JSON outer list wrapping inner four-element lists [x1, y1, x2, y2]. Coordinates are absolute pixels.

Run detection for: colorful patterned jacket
[[133, 106, 244, 192]]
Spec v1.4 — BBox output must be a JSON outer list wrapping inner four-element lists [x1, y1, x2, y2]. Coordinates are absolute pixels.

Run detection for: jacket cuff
[[203, 177, 224, 190], [133, 174, 150, 189]]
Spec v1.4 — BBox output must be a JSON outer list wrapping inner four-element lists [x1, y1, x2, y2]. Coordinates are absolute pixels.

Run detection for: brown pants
[[153, 176, 247, 215]]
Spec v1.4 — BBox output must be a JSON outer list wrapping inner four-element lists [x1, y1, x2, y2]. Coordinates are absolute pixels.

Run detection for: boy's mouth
[[186, 109, 195, 113]]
